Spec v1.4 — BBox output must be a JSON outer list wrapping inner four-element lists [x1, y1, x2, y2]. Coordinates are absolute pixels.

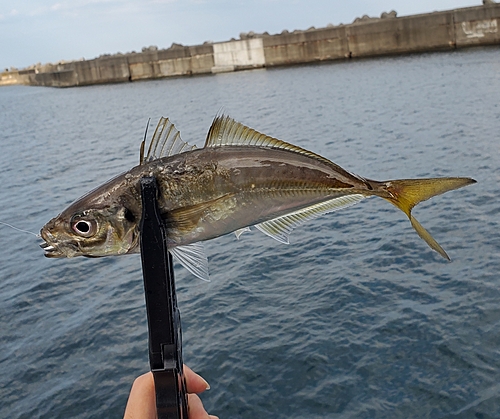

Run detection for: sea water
[[0, 47, 499, 418]]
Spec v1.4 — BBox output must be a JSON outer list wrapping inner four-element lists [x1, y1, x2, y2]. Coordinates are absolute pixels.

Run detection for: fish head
[[40, 203, 139, 258]]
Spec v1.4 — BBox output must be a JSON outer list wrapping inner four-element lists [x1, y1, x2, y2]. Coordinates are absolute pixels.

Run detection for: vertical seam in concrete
[[126, 56, 132, 81], [346, 26, 352, 58], [125, 57, 132, 81], [246, 40, 252, 61], [451, 10, 457, 48]]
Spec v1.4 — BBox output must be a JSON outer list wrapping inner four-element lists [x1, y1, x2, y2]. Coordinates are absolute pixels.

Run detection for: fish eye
[[71, 218, 96, 237]]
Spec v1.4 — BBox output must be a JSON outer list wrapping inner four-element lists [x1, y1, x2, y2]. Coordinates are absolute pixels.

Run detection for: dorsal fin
[[140, 117, 197, 165], [204, 114, 336, 167]]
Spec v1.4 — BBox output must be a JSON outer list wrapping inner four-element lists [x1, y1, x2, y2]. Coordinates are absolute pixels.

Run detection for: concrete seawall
[[2, 4, 499, 88]]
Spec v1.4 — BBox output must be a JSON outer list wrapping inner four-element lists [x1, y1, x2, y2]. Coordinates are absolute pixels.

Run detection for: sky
[[0, 0, 482, 71]]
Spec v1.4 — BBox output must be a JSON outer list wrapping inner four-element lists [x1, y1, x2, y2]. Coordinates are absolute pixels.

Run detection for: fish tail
[[375, 177, 476, 260]]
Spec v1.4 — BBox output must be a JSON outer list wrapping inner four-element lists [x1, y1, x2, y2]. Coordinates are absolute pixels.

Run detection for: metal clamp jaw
[[140, 176, 188, 419]]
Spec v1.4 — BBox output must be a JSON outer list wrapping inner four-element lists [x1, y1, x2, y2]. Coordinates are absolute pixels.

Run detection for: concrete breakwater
[[2, 4, 500, 88]]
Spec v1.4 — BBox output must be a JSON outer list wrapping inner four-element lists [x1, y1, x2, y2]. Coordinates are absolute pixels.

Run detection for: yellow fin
[[410, 216, 450, 261], [204, 114, 368, 183], [204, 114, 334, 165], [383, 177, 476, 260]]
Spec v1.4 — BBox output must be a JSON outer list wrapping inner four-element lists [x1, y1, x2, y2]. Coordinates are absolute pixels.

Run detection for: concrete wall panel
[[129, 62, 154, 80], [454, 6, 500, 47], [71, 57, 130, 85], [263, 27, 349, 65], [34, 70, 76, 87], [190, 54, 215, 74], [213, 39, 265, 71], [130, 53, 214, 79], [158, 58, 191, 77], [347, 13, 454, 58], [189, 45, 214, 56], [93, 57, 130, 84], [157, 48, 189, 61]]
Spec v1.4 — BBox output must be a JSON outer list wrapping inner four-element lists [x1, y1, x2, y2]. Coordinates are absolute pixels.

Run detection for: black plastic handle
[[139, 176, 188, 419]]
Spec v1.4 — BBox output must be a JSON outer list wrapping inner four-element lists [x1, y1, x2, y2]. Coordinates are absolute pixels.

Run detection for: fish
[[40, 115, 476, 280]]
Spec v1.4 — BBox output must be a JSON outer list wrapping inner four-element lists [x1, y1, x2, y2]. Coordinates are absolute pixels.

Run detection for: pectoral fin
[[170, 243, 210, 282]]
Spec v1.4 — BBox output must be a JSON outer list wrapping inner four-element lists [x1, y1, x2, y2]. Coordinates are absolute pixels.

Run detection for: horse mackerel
[[40, 115, 476, 280]]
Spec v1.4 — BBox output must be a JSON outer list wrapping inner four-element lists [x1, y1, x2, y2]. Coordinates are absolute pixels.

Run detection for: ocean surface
[[1, 47, 499, 419]]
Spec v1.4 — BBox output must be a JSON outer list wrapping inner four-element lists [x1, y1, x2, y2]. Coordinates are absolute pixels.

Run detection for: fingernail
[[202, 377, 210, 390]]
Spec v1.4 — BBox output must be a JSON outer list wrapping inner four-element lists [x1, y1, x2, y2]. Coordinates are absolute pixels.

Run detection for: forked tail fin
[[381, 177, 476, 260]]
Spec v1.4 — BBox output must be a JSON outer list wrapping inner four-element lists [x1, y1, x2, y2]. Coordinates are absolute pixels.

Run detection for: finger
[[184, 365, 211, 394], [187, 393, 219, 419], [123, 372, 156, 419]]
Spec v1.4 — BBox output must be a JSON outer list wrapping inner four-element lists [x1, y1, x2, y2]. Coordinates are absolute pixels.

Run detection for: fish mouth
[[39, 240, 64, 257], [39, 229, 65, 258]]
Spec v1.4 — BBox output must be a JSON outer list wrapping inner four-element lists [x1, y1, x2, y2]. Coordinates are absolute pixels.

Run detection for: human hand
[[123, 365, 218, 419]]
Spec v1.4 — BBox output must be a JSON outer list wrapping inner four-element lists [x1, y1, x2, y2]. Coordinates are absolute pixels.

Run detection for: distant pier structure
[[2, 4, 500, 87]]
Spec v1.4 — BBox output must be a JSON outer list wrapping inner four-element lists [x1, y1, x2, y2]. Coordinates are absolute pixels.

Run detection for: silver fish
[[40, 115, 476, 280]]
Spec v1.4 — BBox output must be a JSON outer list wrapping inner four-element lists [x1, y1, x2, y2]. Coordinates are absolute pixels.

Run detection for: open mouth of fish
[[39, 229, 65, 257], [40, 240, 61, 257]]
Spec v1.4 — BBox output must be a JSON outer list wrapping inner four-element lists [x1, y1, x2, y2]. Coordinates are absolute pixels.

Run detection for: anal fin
[[255, 194, 365, 244]]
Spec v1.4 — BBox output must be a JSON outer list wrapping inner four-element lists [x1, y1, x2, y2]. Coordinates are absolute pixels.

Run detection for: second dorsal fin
[[204, 114, 336, 166], [140, 117, 197, 165]]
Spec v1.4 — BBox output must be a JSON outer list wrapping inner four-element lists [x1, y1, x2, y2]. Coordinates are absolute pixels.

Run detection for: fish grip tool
[[139, 176, 188, 419]]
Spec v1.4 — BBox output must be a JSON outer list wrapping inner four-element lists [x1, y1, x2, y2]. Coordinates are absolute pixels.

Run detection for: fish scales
[[118, 146, 366, 247], [172, 148, 362, 232]]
